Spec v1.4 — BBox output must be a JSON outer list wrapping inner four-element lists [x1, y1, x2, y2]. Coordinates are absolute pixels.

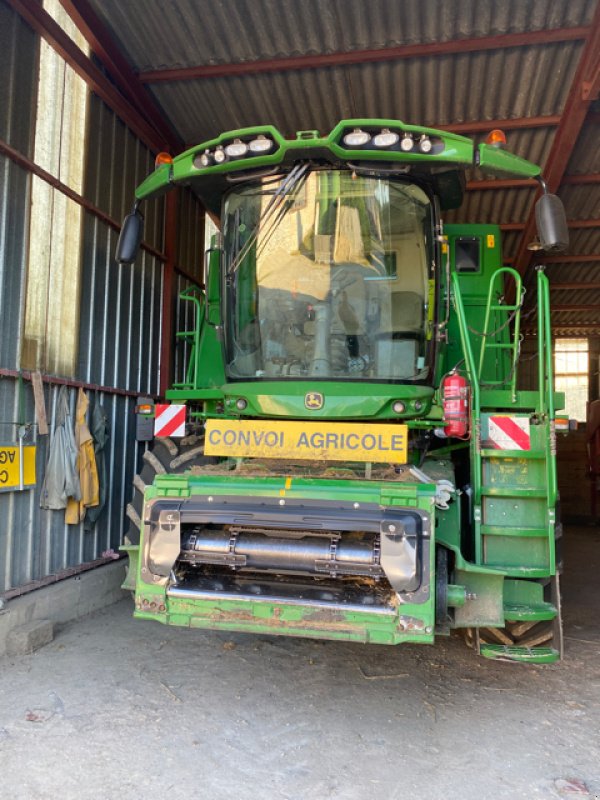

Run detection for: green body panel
[[125, 118, 560, 661], [220, 382, 434, 421], [132, 473, 437, 644], [136, 120, 540, 214]]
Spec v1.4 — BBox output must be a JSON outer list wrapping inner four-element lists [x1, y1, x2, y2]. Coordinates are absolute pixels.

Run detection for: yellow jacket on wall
[[66, 388, 99, 524]]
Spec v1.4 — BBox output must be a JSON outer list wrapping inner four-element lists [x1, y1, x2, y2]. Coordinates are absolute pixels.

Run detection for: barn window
[[21, 0, 89, 376], [554, 338, 589, 421]]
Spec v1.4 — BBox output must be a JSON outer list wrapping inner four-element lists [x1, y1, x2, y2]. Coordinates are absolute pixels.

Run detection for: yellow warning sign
[[0, 445, 36, 492], [205, 420, 408, 463]]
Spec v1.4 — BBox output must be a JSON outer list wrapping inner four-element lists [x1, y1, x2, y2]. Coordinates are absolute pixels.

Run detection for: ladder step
[[480, 524, 549, 538], [496, 566, 552, 578], [504, 602, 557, 621], [479, 643, 559, 664], [488, 305, 520, 312], [484, 343, 515, 349], [481, 487, 547, 497], [480, 449, 545, 459]]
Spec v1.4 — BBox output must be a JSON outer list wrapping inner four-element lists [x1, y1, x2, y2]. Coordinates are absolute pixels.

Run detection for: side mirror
[[535, 194, 568, 253], [116, 211, 144, 264]]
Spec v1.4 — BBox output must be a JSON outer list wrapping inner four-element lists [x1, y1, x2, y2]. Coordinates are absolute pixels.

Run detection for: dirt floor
[[0, 525, 599, 800]]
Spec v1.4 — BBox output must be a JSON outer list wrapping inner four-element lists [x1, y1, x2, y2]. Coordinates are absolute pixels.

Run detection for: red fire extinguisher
[[441, 370, 470, 438]]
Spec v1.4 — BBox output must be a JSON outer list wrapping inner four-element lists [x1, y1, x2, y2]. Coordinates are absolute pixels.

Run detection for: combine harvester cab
[[118, 120, 568, 663]]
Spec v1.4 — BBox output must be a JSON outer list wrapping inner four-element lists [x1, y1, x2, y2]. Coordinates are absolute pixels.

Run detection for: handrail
[[537, 267, 557, 507], [174, 286, 206, 389], [477, 267, 522, 401], [451, 272, 482, 517], [451, 272, 481, 409]]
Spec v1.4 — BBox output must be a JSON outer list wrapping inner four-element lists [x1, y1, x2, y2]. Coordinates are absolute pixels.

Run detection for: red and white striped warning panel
[[488, 415, 531, 450], [154, 404, 186, 438]]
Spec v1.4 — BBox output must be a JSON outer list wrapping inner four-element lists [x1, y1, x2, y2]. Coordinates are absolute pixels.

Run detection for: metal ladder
[[452, 268, 561, 663], [477, 267, 523, 402]]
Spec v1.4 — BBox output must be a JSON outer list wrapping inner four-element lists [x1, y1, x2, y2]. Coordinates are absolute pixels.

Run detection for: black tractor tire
[[124, 435, 216, 546]]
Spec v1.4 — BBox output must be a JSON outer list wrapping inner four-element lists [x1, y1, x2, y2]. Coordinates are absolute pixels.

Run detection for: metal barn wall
[[0, 2, 188, 594]]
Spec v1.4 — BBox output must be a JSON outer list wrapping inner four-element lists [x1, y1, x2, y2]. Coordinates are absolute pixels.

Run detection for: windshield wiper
[[228, 163, 310, 275]]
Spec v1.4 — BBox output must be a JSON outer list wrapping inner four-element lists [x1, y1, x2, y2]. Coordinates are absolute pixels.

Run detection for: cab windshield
[[223, 169, 434, 381]]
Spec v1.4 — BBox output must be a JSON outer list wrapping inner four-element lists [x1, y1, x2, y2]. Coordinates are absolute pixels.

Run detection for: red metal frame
[[551, 282, 600, 290], [6, 0, 171, 153], [540, 254, 600, 264], [550, 305, 600, 312], [138, 27, 590, 83], [0, 136, 166, 263], [500, 219, 600, 232], [512, 4, 600, 279], [57, 0, 181, 151], [0, 367, 148, 399]]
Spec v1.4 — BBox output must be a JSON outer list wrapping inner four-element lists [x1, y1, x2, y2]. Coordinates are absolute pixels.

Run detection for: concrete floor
[[0, 526, 599, 800]]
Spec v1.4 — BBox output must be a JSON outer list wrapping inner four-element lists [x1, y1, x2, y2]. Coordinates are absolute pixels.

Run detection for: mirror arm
[[536, 176, 549, 195]]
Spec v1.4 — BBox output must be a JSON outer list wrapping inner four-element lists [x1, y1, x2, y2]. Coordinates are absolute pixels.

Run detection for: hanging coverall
[[65, 388, 99, 524], [84, 402, 109, 531], [40, 385, 80, 510]]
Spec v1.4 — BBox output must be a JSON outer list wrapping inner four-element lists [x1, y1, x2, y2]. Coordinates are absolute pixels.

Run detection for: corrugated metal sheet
[[77, 212, 163, 394], [0, 157, 29, 373], [559, 184, 600, 220], [88, 0, 596, 72], [564, 119, 600, 175], [0, 378, 140, 590], [545, 261, 600, 285], [552, 288, 600, 305], [177, 188, 205, 280], [78, 0, 599, 337], [0, 1, 37, 155], [146, 42, 583, 145], [0, 8, 169, 592], [0, 4, 36, 372], [84, 93, 165, 252]]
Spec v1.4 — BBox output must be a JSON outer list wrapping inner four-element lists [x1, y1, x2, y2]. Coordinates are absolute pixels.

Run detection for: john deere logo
[[305, 392, 324, 410]]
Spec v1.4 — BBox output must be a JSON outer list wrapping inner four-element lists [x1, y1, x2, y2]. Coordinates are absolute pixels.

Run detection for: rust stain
[[202, 606, 364, 633]]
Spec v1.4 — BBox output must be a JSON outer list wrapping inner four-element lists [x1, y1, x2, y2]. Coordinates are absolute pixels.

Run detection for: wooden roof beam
[[522, 327, 600, 335], [138, 26, 589, 83], [550, 305, 600, 312], [500, 219, 600, 232], [467, 173, 600, 191], [443, 115, 561, 134], [550, 282, 600, 290], [539, 254, 600, 264]]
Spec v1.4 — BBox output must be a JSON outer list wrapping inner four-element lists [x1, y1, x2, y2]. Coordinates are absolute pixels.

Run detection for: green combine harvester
[[118, 119, 568, 663]]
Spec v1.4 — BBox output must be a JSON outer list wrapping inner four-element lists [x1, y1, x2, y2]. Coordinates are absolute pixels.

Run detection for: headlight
[[343, 129, 371, 147], [225, 139, 249, 158], [372, 129, 399, 148], [195, 150, 213, 168], [418, 135, 432, 153], [249, 135, 274, 153], [213, 147, 226, 164], [400, 133, 413, 152], [392, 400, 406, 414]]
